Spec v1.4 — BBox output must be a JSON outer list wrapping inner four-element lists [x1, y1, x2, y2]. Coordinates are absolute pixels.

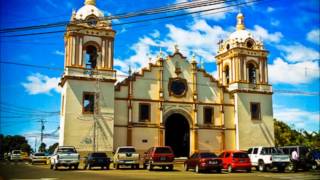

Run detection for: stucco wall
[[236, 93, 274, 150], [60, 79, 114, 152]]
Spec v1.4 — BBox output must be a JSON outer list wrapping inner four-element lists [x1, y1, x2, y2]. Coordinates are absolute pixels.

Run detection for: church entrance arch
[[164, 112, 190, 157]]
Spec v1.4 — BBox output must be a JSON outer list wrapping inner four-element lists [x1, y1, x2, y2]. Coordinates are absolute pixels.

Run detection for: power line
[[0, 0, 232, 33], [0, 0, 263, 38]]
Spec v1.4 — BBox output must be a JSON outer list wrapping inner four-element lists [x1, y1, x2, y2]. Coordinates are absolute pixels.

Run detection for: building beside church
[[59, 0, 274, 157]]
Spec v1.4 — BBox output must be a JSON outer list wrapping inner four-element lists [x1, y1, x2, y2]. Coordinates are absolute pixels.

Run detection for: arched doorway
[[165, 113, 190, 157]]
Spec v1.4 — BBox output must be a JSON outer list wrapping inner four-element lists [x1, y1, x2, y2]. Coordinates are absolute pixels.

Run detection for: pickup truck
[[248, 146, 290, 172], [113, 146, 140, 169], [50, 146, 80, 170]]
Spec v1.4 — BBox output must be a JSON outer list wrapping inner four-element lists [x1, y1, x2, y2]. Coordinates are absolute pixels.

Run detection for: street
[[0, 161, 319, 180]]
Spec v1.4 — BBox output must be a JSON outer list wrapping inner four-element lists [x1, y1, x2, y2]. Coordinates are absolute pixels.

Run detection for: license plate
[[209, 161, 217, 165], [160, 157, 166, 161]]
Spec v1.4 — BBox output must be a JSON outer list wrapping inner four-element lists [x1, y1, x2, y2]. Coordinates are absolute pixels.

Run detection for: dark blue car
[[83, 152, 111, 170]]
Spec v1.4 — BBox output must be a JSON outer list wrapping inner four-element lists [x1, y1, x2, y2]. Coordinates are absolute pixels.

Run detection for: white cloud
[[250, 25, 283, 43], [175, 0, 229, 21], [159, 20, 229, 61], [45, 0, 58, 8], [277, 43, 319, 62], [306, 29, 320, 44], [54, 50, 64, 56], [150, 30, 160, 38], [274, 105, 320, 132], [267, 7, 274, 13], [269, 58, 319, 85], [270, 19, 280, 26], [22, 73, 61, 95]]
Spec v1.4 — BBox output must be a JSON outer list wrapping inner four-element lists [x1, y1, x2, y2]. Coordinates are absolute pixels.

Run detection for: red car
[[142, 146, 174, 171], [219, 150, 252, 172], [184, 152, 222, 173]]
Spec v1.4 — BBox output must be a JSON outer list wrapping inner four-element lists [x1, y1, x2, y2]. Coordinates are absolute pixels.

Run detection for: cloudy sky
[[0, 0, 319, 148]]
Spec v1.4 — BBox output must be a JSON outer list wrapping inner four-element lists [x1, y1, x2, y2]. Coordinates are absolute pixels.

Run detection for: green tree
[[38, 142, 46, 152], [48, 143, 59, 154], [274, 119, 320, 148], [0, 134, 32, 154]]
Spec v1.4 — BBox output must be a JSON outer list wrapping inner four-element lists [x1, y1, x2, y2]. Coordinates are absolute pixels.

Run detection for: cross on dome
[[236, 12, 245, 31], [85, 0, 96, 6]]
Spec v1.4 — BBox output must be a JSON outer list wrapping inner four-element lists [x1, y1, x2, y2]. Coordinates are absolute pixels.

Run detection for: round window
[[169, 79, 187, 97]]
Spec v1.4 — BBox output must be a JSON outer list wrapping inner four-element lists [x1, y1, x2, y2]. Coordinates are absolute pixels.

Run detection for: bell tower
[[59, 0, 116, 152], [215, 12, 274, 150]]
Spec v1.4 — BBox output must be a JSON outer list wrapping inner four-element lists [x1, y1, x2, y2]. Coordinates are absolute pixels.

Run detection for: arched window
[[225, 66, 230, 84], [85, 45, 98, 69], [248, 63, 256, 84]]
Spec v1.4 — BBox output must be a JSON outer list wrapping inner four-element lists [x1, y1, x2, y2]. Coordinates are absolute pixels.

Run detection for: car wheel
[[74, 164, 79, 170], [184, 164, 189, 171], [247, 168, 252, 173], [54, 163, 58, 170], [84, 164, 87, 170], [258, 161, 265, 172], [143, 163, 147, 169], [216, 168, 222, 173], [68, 165, 72, 170], [278, 166, 285, 172], [116, 164, 120, 169], [168, 165, 173, 171], [147, 163, 153, 171], [227, 165, 233, 173], [287, 162, 294, 172], [195, 165, 200, 173], [106, 164, 110, 170]]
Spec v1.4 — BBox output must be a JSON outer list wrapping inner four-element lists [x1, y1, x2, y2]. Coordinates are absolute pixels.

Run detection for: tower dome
[[217, 12, 264, 54], [75, 0, 104, 20]]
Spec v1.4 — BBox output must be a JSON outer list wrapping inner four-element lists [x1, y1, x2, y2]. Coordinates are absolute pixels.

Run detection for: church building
[[59, 0, 275, 157]]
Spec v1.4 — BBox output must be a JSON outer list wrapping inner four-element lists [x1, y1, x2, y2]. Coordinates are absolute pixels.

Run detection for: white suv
[[248, 146, 290, 172]]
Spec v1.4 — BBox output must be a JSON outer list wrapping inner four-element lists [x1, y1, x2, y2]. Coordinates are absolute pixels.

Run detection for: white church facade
[[59, 0, 275, 156]]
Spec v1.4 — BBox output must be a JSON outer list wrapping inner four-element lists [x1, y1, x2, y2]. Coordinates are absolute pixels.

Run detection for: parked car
[[50, 146, 80, 170], [143, 146, 174, 171], [84, 152, 111, 170], [247, 146, 290, 172], [184, 152, 222, 173], [31, 152, 47, 164], [10, 150, 22, 161], [113, 146, 140, 169], [219, 150, 251, 172], [278, 146, 314, 171], [309, 149, 320, 170]]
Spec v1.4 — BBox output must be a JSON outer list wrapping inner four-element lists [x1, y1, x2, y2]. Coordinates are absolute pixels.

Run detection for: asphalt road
[[0, 161, 319, 180]]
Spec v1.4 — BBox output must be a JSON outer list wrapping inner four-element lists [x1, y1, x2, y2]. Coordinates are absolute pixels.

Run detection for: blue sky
[[0, 0, 319, 148]]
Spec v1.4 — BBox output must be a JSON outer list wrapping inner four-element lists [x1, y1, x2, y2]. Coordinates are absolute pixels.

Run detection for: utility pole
[[37, 119, 46, 145]]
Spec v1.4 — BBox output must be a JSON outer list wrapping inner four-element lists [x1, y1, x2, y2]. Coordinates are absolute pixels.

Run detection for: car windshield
[[91, 153, 107, 158], [34, 153, 45, 156], [12, 151, 21, 154], [261, 147, 283, 155], [58, 148, 76, 153], [200, 153, 217, 158], [233, 152, 249, 158], [118, 148, 136, 153], [155, 147, 172, 154]]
